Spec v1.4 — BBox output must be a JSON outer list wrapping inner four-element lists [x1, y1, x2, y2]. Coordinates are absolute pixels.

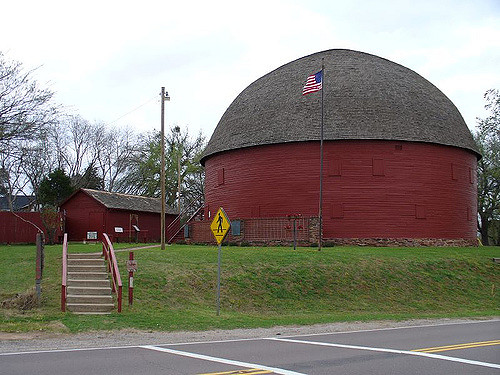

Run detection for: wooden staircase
[[66, 253, 114, 314], [168, 204, 204, 243]]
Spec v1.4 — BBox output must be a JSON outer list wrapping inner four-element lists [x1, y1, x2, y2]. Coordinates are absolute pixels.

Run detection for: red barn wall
[[61, 191, 105, 241], [204, 140, 477, 242], [0, 212, 63, 244], [104, 210, 175, 243]]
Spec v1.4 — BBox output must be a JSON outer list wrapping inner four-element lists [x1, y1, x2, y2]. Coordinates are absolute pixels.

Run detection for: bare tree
[[65, 115, 96, 177], [49, 115, 100, 184], [475, 89, 500, 245], [0, 52, 59, 207], [92, 124, 138, 192], [0, 52, 58, 145], [0, 142, 30, 210], [20, 129, 57, 208]]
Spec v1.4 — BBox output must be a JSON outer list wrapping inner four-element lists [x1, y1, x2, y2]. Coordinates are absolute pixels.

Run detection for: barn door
[[88, 212, 105, 240], [130, 214, 139, 242]]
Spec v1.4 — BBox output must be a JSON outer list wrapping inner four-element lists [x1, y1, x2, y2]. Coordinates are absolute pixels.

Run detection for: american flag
[[302, 70, 323, 95]]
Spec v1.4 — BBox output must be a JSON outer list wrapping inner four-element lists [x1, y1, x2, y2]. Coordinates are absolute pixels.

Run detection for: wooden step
[[68, 264, 106, 272], [67, 279, 111, 288], [68, 258, 105, 266], [67, 303, 115, 313], [67, 286, 112, 295], [68, 252, 101, 258], [66, 294, 113, 304], [67, 271, 108, 280], [68, 253, 102, 259]]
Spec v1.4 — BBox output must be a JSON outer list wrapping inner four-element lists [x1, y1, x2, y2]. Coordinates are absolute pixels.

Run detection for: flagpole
[[160, 87, 166, 250], [318, 60, 324, 251]]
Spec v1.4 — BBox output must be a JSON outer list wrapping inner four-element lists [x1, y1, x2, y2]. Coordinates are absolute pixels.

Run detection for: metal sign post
[[210, 207, 231, 316], [217, 244, 222, 316]]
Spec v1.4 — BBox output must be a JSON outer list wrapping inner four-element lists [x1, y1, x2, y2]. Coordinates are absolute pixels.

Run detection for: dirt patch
[[1, 290, 39, 311]]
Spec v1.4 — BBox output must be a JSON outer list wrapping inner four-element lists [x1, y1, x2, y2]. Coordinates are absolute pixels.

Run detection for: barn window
[[451, 163, 458, 180], [415, 205, 426, 219], [469, 167, 474, 184], [372, 158, 385, 176], [232, 220, 241, 236], [467, 206, 473, 221], [217, 168, 225, 186], [394, 144, 403, 151], [329, 159, 342, 176]]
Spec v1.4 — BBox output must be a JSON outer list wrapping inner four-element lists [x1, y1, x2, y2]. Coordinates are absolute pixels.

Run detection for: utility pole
[[160, 87, 170, 249]]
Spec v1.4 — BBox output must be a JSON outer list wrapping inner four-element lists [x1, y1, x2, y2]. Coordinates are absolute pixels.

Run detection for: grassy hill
[[0, 243, 498, 333]]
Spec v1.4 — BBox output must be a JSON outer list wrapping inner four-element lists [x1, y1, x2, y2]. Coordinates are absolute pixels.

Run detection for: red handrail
[[61, 233, 68, 312], [102, 233, 122, 312]]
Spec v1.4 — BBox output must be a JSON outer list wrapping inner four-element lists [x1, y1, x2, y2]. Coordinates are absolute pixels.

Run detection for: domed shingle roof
[[201, 49, 479, 165]]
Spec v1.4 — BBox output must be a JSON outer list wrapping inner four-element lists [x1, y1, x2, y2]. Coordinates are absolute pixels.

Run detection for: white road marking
[[140, 345, 305, 375], [268, 337, 500, 369]]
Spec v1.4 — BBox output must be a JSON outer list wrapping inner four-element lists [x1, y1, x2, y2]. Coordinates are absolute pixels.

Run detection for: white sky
[[1, 0, 499, 138]]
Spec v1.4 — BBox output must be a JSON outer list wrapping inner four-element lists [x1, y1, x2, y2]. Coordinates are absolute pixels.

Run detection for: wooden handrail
[[61, 233, 68, 312], [102, 233, 123, 312], [167, 198, 203, 232], [167, 204, 204, 243]]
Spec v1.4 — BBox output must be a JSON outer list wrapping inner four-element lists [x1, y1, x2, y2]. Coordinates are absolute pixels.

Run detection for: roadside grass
[[0, 243, 498, 333]]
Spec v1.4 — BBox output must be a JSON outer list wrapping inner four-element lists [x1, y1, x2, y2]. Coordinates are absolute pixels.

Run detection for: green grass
[[0, 243, 499, 333]]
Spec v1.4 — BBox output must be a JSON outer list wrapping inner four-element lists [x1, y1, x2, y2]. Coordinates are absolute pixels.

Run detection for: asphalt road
[[2, 320, 499, 374]]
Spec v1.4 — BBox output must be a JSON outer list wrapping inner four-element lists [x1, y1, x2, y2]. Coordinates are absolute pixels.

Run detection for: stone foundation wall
[[322, 237, 478, 247], [178, 216, 478, 247]]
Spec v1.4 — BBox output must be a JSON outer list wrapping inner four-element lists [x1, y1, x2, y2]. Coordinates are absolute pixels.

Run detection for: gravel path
[[1, 317, 498, 354]]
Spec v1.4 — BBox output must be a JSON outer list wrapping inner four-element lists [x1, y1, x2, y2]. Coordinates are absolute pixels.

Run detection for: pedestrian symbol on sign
[[210, 207, 231, 244], [217, 212, 224, 232]]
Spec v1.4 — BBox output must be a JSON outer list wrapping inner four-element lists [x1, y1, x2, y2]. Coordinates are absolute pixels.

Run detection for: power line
[[108, 95, 157, 125]]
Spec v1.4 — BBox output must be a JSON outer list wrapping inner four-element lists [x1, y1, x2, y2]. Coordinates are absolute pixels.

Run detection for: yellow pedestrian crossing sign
[[210, 207, 231, 244]]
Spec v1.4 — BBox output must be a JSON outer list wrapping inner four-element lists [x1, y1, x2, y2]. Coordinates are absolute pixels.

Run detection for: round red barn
[[200, 49, 480, 246]]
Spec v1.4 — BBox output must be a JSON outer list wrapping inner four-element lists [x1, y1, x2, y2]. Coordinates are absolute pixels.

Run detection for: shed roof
[[78, 189, 177, 215], [201, 49, 479, 164], [0, 195, 35, 211]]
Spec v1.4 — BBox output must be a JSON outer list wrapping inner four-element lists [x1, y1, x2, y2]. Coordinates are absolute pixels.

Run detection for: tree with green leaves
[[38, 168, 74, 207], [72, 164, 104, 190], [119, 126, 206, 213], [475, 89, 500, 245]]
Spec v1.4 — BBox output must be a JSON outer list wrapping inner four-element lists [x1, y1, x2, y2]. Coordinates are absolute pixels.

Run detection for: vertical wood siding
[[204, 140, 477, 241], [61, 192, 103, 241], [0, 212, 63, 244]]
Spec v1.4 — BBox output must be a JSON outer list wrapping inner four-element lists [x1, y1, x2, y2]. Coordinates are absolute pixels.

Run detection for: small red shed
[[60, 189, 178, 243]]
